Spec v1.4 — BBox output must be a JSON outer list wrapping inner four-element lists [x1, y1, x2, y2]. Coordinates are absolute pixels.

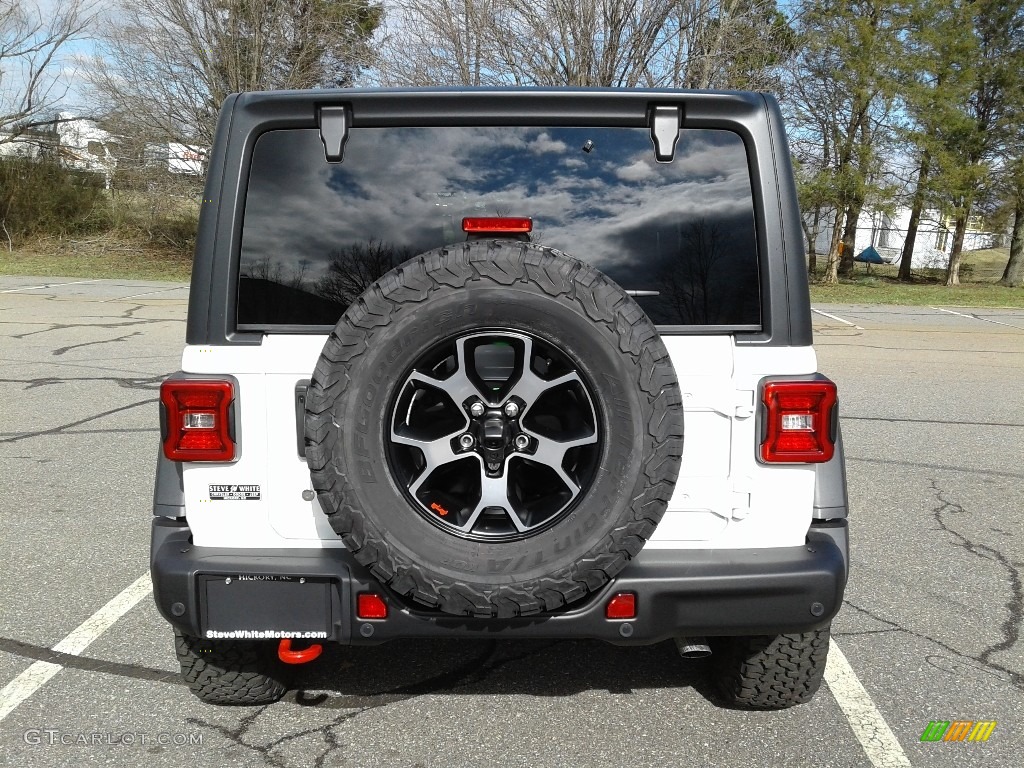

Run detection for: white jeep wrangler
[[151, 88, 849, 709]]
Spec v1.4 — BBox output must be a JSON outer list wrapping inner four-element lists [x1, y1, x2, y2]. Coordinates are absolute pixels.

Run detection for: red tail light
[[357, 593, 388, 619], [462, 216, 532, 234], [605, 592, 637, 619], [160, 379, 236, 462], [760, 379, 837, 463]]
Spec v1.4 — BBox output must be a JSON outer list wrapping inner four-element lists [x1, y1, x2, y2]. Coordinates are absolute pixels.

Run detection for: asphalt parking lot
[[0, 278, 1021, 767]]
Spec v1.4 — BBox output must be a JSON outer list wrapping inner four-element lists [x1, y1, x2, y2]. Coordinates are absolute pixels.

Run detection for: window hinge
[[318, 105, 352, 163], [650, 105, 681, 162]]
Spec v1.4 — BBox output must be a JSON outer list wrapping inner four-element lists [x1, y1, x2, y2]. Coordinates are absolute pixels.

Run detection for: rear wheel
[[711, 626, 831, 709], [385, 329, 601, 541], [174, 631, 289, 705]]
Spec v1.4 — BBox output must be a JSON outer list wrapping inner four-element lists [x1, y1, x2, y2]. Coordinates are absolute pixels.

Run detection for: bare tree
[[494, 0, 678, 87], [88, 0, 382, 148], [372, 0, 792, 89], [795, 162, 834, 276], [371, 0, 499, 86], [315, 241, 414, 306], [655, 219, 725, 324], [0, 0, 95, 143], [663, 0, 794, 90]]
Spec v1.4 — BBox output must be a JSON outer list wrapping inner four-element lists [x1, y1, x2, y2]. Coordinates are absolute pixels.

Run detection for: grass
[[3, 238, 1021, 307], [808, 247, 1023, 307], [1, 235, 193, 282], [809, 280, 1024, 307]]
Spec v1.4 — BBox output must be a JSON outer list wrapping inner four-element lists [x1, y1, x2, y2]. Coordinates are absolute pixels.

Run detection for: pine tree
[[896, 0, 976, 281]]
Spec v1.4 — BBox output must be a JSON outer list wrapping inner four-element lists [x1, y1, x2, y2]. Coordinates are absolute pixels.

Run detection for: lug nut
[[514, 434, 530, 450], [503, 402, 520, 418], [459, 433, 475, 449], [469, 402, 485, 417]]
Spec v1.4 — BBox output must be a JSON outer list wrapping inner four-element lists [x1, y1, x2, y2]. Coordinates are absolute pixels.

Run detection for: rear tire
[[174, 631, 289, 705], [305, 240, 684, 619], [711, 626, 830, 709]]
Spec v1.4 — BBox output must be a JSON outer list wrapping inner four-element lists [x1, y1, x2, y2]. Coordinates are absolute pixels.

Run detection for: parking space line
[[825, 638, 911, 768], [0, 573, 151, 723], [812, 308, 865, 330], [0, 279, 100, 294], [100, 287, 186, 303], [930, 305, 1024, 330]]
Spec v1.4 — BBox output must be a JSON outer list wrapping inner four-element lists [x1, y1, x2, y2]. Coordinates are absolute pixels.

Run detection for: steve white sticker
[[209, 484, 261, 501]]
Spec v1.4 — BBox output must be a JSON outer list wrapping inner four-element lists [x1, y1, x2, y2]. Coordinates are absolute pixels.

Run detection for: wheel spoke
[[523, 431, 598, 499], [403, 336, 492, 407], [457, 468, 524, 532], [510, 367, 584, 408], [405, 370, 478, 409], [390, 428, 463, 494]]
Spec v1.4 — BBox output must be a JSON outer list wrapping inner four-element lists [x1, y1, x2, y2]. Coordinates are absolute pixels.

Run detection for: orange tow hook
[[278, 638, 323, 665]]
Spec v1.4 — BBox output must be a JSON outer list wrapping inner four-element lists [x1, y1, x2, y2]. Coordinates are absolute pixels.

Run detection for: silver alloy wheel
[[387, 331, 600, 541]]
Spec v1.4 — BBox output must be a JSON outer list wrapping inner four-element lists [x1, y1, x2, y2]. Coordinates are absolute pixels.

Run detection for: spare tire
[[305, 240, 683, 618]]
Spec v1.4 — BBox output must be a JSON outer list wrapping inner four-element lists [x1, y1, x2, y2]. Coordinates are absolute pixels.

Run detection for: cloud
[[240, 125, 760, 324], [528, 131, 569, 154], [614, 159, 656, 182]]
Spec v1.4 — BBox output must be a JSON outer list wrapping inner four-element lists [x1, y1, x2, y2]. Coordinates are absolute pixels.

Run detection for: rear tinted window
[[238, 126, 760, 328]]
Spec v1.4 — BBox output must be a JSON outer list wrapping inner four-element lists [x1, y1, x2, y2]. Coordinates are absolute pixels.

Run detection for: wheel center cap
[[480, 411, 509, 474], [481, 415, 507, 449]]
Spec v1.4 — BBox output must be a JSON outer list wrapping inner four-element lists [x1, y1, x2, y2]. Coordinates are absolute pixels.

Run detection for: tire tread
[[306, 241, 684, 618], [712, 627, 830, 710], [175, 631, 288, 706]]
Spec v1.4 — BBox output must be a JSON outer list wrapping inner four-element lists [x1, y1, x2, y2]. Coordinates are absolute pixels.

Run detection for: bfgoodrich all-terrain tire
[[711, 626, 831, 709], [175, 631, 289, 705], [305, 240, 684, 619]]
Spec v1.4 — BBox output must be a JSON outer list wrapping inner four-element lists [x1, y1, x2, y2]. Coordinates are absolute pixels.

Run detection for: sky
[[1, 0, 110, 119], [239, 125, 761, 327]]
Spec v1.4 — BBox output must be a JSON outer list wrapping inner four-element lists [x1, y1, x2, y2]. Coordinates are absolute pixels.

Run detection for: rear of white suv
[[151, 88, 849, 709]]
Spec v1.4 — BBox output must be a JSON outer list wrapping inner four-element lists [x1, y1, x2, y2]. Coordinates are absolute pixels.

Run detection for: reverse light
[[605, 592, 637, 620], [160, 379, 236, 462], [462, 216, 533, 234], [357, 593, 388, 620], [183, 413, 216, 429], [760, 379, 838, 463]]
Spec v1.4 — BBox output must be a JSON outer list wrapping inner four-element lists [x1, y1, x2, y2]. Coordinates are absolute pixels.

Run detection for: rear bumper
[[151, 518, 848, 645]]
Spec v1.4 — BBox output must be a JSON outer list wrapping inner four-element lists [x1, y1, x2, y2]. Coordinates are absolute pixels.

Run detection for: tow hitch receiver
[[278, 638, 323, 665]]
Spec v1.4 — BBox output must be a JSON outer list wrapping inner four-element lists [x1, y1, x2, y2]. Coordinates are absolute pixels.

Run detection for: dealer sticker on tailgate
[[209, 484, 261, 501]]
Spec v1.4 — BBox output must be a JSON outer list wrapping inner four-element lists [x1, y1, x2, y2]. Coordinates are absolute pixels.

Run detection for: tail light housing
[[462, 216, 533, 234], [760, 378, 837, 463], [160, 379, 236, 462]]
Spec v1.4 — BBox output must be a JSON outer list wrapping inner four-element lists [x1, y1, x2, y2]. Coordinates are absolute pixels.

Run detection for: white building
[[54, 113, 117, 181], [0, 137, 42, 159], [144, 141, 206, 175], [2, 114, 207, 179], [0, 125, 53, 160], [806, 205, 1000, 269]]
